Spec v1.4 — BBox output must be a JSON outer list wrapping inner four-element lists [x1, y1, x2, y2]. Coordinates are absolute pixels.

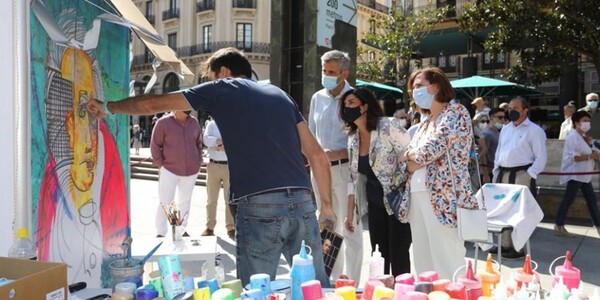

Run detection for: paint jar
[[109, 259, 144, 290], [158, 254, 186, 300]]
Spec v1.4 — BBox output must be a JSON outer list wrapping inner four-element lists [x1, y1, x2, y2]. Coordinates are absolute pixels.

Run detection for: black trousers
[[367, 203, 412, 276]]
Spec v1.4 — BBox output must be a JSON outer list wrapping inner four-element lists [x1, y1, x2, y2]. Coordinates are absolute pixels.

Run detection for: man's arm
[[87, 93, 191, 118], [297, 121, 336, 227], [203, 121, 218, 147], [150, 121, 165, 168]]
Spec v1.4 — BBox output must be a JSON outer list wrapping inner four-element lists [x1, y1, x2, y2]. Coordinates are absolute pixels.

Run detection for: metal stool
[[473, 224, 531, 271]]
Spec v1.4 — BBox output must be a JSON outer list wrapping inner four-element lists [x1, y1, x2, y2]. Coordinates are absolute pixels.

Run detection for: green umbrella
[[450, 76, 543, 99], [356, 79, 403, 101]]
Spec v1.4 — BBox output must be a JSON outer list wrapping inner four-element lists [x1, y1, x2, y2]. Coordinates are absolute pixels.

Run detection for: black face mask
[[343, 106, 363, 123], [508, 110, 520, 122]]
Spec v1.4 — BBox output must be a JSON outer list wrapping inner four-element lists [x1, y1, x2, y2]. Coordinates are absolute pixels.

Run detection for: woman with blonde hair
[[399, 67, 479, 279]]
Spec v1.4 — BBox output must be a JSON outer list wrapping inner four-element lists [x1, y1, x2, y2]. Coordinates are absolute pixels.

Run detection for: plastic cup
[[335, 286, 357, 300], [212, 288, 234, 300], [301, 279, 323, 300], [221, 279, 243, 298], [362, 279, 385, 300], [395, 274, 415, 285], [250, 273, 271, 298], [394, 283, 415, 300], [241, 288, 263, 299], [192, 287, 210, 300], [372, 286, 395, 300]]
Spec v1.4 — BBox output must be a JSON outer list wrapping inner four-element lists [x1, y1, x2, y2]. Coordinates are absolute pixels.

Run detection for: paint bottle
[[514, 255, 538, 289], [456, 261, 482, 300], [550, 250, 580, 291], [290, 240, 315, 300], [369, 245, 385, 279], [479, 254, 500, 297]]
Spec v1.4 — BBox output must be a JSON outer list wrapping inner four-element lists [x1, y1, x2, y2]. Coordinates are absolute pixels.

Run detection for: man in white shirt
[[559, 101, 576, 140], [202, 118, 235, 239], [578, 93, 600, 139], [309, 50, 363, 282], [493, 96, 547, 259]]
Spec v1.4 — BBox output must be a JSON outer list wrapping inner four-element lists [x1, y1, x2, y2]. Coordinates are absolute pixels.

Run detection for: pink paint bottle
[[395, 274, 415, 285], [550, 250, 581, 291], [514, 255, 540, 289], [418, 271, 439, 282], [456, 261, 482, 300]]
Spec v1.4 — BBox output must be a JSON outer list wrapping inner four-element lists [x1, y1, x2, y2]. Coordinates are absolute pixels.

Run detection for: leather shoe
[[182, 231, 190, 237], [554, 225, 572, 237], [156, 234, 165, 238], [201, 228, 214, 236], [228, 229, 235, 239], [501, 249, 526, 260]]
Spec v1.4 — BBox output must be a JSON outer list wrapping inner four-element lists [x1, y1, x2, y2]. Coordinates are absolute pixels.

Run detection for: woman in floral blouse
[[340, 88, 412, 276], [399, 68, 478, 279]]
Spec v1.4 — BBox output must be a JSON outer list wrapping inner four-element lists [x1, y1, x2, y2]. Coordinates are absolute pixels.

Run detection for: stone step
[[130, 155, 207, 185]]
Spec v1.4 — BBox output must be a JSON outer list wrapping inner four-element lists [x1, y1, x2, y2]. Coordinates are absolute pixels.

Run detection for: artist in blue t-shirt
[[86, 47, 336, 287]]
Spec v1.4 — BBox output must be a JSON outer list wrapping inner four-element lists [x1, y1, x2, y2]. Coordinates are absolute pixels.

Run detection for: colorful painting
[[30, 0, 130, 287]]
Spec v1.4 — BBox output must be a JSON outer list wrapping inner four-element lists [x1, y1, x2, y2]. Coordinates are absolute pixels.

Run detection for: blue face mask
[[495, 122, 504, 130], [589, 100, 598, 109], [412, 86, 435, 109], [322, 75, 339, 90]]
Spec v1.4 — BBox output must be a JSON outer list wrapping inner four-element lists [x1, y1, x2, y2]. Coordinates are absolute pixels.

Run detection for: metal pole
[[14, 0, 30, 234]]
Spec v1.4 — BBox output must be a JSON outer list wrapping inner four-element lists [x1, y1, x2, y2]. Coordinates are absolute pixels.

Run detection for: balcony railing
[[146, 14, 155, 25], [197, 0, 215, 12], [356, 0, 389, 14], [232, 0, 256, 9], [162, 8, 180, 21], [178, 41, 270, 57], [132, 54, 153, 66]]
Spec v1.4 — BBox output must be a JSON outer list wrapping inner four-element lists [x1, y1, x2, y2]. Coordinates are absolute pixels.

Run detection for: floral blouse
[[399, 100, 478, 227], [347, 117, 411, 216]]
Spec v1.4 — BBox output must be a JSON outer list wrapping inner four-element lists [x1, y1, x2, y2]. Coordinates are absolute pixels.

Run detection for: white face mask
[[478, 123, 488, 131], [398, 119, 407, 128], [580, 121, 591, 133]]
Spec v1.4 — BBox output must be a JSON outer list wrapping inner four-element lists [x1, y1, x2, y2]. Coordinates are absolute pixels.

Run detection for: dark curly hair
[[338, 88, 384, 134]]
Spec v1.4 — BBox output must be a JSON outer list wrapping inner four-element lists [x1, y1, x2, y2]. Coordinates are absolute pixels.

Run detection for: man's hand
[[86, 99, 106, 119], [318, 205, 337, 231]]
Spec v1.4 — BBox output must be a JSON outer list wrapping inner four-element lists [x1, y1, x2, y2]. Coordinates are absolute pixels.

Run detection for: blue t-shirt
[[182, 78, 311, 200]]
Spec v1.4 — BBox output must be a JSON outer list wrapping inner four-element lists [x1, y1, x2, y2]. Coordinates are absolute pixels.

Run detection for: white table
[[131, 236, 217, 279]]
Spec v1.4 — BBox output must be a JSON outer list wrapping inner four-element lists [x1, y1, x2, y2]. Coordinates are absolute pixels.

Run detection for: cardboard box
[[0, 257, 67, 300]]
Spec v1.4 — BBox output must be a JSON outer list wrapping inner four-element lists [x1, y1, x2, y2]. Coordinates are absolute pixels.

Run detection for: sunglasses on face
[[479, 120, 490, 123]]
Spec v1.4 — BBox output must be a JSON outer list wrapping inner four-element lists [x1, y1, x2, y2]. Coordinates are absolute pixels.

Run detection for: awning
[[356, 79, 403, 101], [31, 0, 194, 84], [108, 0, 194, 83], [451, 76, 543, 99]]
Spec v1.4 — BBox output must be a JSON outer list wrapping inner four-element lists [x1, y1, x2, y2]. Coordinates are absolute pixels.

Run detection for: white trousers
[[312, 163, 363, 282], [155, 167, 198, 235], [409, 191, 466, 280]]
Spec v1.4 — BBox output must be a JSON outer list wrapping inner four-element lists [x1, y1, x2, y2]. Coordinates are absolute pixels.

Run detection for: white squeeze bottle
[[369, 244, 384, 278], [8, 228, 38, 260]]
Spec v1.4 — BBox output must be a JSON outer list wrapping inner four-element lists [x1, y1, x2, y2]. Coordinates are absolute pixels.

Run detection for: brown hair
[[407, 67, 456, 104], [338, 88, 384, 134]]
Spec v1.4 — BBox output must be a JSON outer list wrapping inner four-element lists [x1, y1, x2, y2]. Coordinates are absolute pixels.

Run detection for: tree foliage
[[458, 0, 600, 85], [357, 3, 449, 94]]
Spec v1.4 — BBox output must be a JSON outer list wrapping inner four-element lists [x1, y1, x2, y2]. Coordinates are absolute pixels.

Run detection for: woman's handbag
[[447, 149, 488, 242], [386, 172, 408, 223]]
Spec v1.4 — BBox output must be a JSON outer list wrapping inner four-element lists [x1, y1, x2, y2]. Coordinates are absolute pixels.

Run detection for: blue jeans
[[556, 180, 600, 226], [235, 188, 330, 287]]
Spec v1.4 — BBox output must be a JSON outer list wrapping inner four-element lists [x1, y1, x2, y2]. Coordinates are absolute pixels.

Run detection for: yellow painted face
[[61, 48, 99, 192]]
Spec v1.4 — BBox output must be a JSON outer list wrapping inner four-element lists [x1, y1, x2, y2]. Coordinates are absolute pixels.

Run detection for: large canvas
[[30, 0, 130, 287]]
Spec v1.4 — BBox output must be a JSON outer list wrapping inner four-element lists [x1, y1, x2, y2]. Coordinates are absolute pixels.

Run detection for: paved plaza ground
[[129, 148, 600, 294]]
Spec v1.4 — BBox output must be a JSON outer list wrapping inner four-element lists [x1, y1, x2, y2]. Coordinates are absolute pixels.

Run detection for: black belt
[[496, 164, 537, 198], [330, 158, 349, 166], [210, 159, 228, 165]]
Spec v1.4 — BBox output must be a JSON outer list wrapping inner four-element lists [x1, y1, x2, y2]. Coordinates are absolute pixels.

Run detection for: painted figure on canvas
[[31, 4, 129, 286]]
